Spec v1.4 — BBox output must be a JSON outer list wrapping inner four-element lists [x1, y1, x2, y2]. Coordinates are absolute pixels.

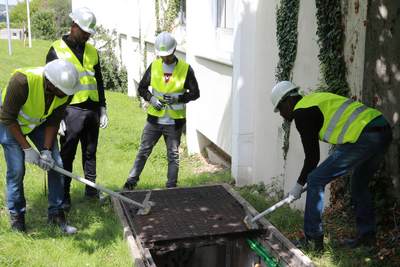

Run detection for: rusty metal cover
[[120, 185, 263, 250]]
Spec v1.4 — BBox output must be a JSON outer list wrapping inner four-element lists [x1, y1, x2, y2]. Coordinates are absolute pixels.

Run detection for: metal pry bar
[[52, 165, 154, 215]]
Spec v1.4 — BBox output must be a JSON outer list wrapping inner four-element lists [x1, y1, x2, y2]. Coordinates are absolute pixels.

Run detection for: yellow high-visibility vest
[[294, 92, 382, 144], [51, 39, 99, 104], [148, 58, 189, 119], [2, 67, 69, 134]]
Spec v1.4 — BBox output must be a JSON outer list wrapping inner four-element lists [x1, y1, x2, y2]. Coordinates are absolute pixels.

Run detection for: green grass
[[0, 39, 52, 89], [0, 89, 232, 267]]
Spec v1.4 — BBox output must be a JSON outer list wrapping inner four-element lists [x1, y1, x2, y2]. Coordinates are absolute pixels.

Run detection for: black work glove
[[163, 95, 179, 105]]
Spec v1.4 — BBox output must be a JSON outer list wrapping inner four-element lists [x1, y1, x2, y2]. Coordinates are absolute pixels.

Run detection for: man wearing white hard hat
[[271, 81, 392, 251], [0, 59, 79, 234], [46, 7, 108, 211], [123, 32, 200, 190]]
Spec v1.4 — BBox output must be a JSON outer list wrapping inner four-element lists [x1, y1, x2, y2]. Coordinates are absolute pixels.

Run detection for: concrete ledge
[[112, 197, 156, 267], [222, 184, 315, 267], [112, 184, 315, 267]]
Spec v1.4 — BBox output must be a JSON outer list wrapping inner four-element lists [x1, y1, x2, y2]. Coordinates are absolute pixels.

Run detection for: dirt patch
[[188, 154, 228, 174]]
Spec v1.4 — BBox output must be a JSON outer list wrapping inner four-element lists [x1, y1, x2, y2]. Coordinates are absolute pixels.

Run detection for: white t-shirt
[[157, 61, 177, 125]]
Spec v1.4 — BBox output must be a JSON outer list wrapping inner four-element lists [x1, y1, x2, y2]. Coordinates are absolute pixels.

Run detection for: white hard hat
[[44, 59, 79, 96], [155, 32, 177, 56], [69, 7, 96, 34], [271, 81, 299, 112]]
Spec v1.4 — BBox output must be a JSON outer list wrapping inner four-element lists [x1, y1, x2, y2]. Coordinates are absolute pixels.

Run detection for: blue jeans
[[0, 122, 64, 216], [304, 127, 392, 238]]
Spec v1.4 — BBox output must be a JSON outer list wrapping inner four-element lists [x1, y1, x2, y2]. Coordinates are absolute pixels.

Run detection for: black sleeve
[[45, 96, 73, 127], [46, 46, 58, 63], [180, 66, 200, 103], [138, 65, 153, 101], [293, 106, 323, 185], [94, 51, 106, 107]]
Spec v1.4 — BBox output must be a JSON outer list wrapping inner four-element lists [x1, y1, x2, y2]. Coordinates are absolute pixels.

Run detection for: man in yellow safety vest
[[46, 7, 108, 211], [123, 32, 200, 190], [0, 59, 79, 234], [271, 81, 392, 252]]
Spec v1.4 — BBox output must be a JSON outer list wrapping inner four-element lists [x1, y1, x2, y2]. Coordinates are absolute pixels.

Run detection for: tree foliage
[[31, 10, 56, 40], [9, 0, 41, 26], [92, 26, 128, 93], [9, 0, 71, 39], [47, 0, 72, 37], [155, 0, 182, 34]]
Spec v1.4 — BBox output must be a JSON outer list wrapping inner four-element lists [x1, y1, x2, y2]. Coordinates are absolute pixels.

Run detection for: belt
[[364, 124, 391, 133]]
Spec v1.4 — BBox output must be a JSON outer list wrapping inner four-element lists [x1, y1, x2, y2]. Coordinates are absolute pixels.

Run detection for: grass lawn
[[0, 39, 52, 89], [1, 39, 397, 266]]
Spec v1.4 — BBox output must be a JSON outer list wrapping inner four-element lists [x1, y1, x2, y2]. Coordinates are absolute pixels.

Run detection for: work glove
[[288, 183, 304, 202], [23, 148, 40, 166], [58, 120, 66, 136], [99, 107, 109, 129], [39, 149, 55, 171], [150, 96, 164, 110], [163, 95, 179, 105]]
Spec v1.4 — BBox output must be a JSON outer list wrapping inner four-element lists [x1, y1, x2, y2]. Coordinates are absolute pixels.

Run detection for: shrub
[[92, 26, 127, 93], [31, 10, 56, 40]]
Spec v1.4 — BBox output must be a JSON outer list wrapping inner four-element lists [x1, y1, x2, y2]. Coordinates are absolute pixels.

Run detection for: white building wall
[[71, 0, 368, 210], [285, 0, 328, 208], [232, 0, 328, 210], [186, 0, 233, 155], [233, 0, 271, 186]]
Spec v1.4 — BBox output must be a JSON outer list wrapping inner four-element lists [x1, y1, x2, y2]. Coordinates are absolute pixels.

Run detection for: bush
[[92, 26, 127, 93], [31, 10, 56, 40]]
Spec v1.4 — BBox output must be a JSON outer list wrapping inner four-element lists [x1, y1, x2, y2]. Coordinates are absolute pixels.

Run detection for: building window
[[217, 0, 234, 29]]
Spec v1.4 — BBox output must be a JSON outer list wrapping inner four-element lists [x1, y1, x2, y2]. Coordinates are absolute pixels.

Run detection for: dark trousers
[[304, 126, 392, 238], [128, 122, 183, 187], [60, 106, 100, 197]]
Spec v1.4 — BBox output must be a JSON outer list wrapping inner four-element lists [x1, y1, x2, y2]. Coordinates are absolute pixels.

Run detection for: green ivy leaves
[[276, 0, 299, 82], [315, 0, 349, 96], [275, 0, 299, 159], [155, 0, 181, 34]]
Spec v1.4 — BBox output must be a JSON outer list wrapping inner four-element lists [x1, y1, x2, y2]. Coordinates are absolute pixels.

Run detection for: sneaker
[[292, 234, 324, 252], [340, 232, 376, 248], [10, 213, 26, 232], [84, 186, 99, 199], [84, 193, 100, 201], [123, 177, 137, 190], [166, 181, 177, 188], [48, 211, 77, 235]]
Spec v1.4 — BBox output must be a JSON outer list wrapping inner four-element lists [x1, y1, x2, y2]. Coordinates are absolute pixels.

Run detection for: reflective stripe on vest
[[1, 67, 69, 134], [148, 58, 189, 119], [51, 39, 99, 104], [294, 92, 382, 144]]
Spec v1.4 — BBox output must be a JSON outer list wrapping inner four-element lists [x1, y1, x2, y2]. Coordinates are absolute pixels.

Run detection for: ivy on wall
[[315, 1, 397, 230], [155, 0, 181, 34], [276, 0, 300, 82], [315, 0, 349, 96], [275, 0, 300, 159]]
